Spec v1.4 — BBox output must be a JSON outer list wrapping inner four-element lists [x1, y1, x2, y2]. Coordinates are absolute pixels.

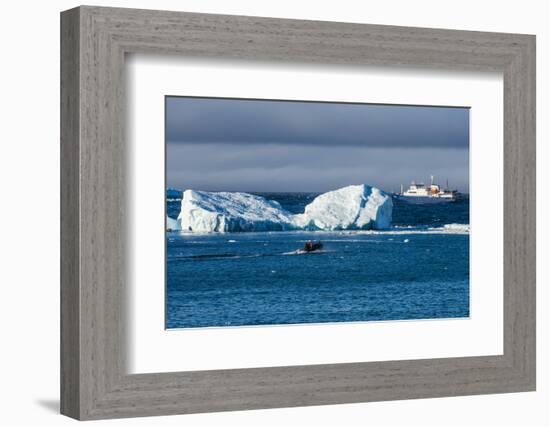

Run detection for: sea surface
[[166, 193, 469, 328]]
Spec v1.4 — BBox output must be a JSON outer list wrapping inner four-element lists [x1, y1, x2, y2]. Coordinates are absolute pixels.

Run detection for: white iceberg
[[176, 184, 392, 233], [177, 190, 295, 232], [294, 185, 392, 231], [166, 216, 181, 231]]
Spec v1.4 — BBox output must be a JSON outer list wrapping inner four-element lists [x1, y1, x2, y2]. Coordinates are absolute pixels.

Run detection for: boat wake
[[173, 253, 264, 261], [282, 249, 331, 256], [170, 248, 332, 261]]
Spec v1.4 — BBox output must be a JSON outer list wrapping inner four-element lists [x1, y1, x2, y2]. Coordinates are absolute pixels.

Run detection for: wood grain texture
[[60, 6, 536, 420], [60, 7, 80, 419]]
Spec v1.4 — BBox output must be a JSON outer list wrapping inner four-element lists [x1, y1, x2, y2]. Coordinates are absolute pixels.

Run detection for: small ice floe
[[166, 216, 181, 231], [443, 223, 470, 233], [404, 239, 410, 243], [271, 270, 277, 274], [228, 239, 237, 243]]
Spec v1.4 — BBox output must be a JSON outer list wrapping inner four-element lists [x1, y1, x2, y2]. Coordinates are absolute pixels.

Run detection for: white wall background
[[0, 0, 546, 425]]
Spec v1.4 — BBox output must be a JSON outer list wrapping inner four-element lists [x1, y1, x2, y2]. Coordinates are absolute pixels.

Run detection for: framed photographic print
[[164, 96, 471, 329], [61, 6, 536, 420]]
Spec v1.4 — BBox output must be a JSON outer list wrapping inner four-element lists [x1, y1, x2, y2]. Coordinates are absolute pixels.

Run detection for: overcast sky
[[166, 96, 469, 193]]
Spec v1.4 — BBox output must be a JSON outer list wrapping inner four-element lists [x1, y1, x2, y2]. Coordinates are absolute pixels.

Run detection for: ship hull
[[393, 195, 456, 204]]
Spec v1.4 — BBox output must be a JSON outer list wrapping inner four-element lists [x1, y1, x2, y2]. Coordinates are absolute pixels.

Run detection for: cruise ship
[[394, 176, 459, 203]]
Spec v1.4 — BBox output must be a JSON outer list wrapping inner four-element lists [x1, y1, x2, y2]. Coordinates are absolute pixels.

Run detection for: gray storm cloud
[[166, 96, 469, 193]]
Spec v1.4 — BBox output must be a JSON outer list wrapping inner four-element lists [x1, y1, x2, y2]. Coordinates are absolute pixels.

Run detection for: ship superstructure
[[395, 176, 459, 203]]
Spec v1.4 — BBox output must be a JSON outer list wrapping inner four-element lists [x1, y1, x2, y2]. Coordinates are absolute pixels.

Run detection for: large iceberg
[[294, 185, 393, 230], [176, 184, 392, 233], [177, 190, 295, 232]]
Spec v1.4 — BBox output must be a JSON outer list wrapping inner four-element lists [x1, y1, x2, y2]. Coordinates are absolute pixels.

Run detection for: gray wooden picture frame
[[60, 5, 536, 420]]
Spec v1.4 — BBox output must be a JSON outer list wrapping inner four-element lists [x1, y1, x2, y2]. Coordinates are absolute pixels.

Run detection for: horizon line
[[166, 188, 470, 195]]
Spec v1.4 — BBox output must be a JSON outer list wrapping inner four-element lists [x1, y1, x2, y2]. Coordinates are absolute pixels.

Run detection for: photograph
[[52, 4, 538, 421], [165, 96, 470, 329]]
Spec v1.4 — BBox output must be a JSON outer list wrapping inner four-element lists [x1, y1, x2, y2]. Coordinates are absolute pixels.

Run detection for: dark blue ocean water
[[166, 194, 469, 328]]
